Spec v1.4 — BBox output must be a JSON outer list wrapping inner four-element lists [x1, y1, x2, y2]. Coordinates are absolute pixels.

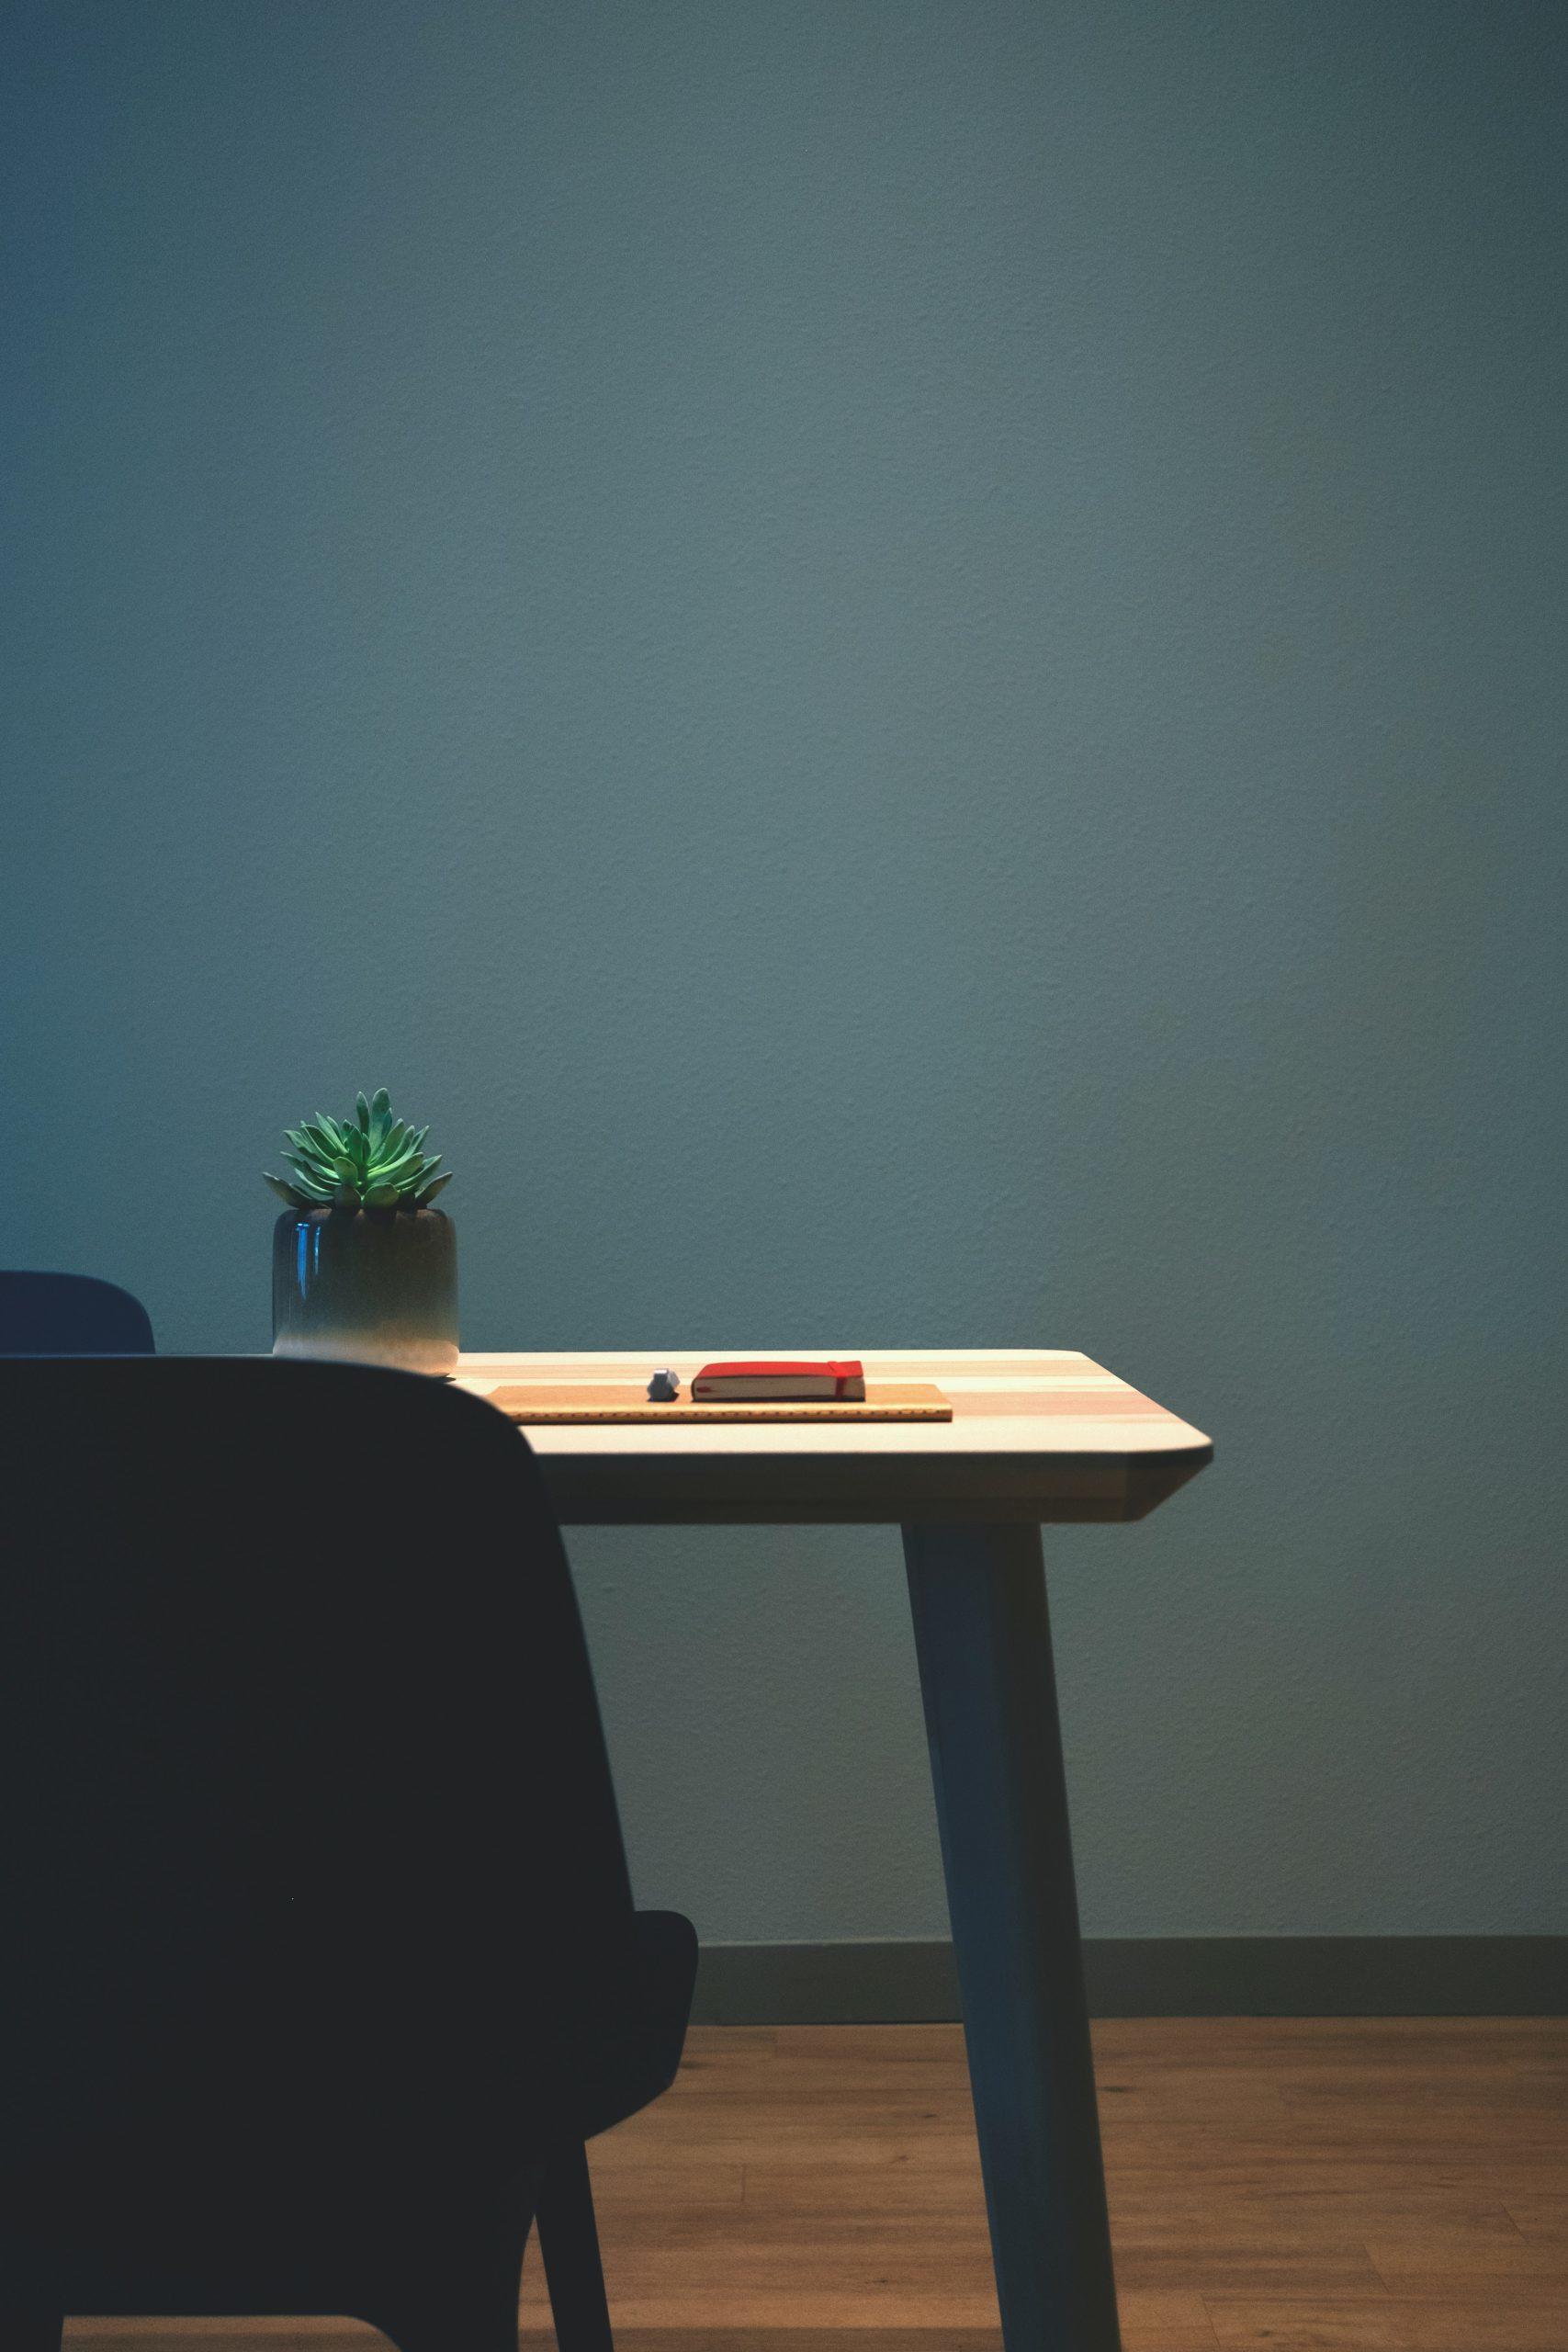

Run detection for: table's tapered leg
[[903, 1521, 1121, 2352]]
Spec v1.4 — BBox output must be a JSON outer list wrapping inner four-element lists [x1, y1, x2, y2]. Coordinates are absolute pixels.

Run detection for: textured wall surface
[[5, 0, 1564, 1940]]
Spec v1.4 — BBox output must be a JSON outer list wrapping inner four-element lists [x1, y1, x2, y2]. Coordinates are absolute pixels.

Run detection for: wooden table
[[456, 1348, 1213, 2352]]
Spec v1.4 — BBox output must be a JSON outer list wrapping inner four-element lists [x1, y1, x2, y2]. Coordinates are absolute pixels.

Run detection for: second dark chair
[[0, 1357, 696, 2352], [0, 1268, 155, 1353]]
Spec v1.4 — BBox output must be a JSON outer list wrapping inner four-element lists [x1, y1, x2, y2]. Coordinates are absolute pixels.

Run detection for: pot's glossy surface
[[271, 1208, 458, 1374]]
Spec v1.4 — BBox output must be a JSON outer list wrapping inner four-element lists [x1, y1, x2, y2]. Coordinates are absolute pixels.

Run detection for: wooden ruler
[[482, 1381, 953, 1425]]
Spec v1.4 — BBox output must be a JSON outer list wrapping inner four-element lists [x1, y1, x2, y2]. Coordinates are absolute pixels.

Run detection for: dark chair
[[0, 1270, 155, 1353], [0, 1358, 696, 2352]]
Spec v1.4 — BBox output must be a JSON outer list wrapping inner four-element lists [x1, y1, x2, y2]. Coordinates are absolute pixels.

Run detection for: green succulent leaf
[[264, 1172, 309, 1206], [356, 1091, 372, 1135], [364, 1182, 401, 1207], [414, 1171, 453, 1206], [367, 1138, 415, 1176], [282, 1152, 333, 1185]]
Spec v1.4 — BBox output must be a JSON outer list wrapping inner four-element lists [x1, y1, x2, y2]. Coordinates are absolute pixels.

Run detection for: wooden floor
[[69, 2018, 1568, 2352]]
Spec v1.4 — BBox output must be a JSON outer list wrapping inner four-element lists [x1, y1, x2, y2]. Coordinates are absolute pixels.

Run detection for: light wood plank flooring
[[68, 2018, 1568, 2352]]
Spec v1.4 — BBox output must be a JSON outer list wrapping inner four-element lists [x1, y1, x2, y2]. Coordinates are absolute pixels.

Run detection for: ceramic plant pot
[[272, 1206, 458, 1375]]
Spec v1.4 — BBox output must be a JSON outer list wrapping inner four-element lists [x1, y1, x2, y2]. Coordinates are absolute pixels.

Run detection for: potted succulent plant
[[265, 1089, 458, 1374]]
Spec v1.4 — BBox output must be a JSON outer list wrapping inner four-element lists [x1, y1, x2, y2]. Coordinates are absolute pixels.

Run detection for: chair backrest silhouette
[[0, 1270, 155, 1353], [0, 1357, 665, 2352]]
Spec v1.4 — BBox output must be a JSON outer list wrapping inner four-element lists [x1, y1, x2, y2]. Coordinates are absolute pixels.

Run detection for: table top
[[455, 1349, 1213, 1527]]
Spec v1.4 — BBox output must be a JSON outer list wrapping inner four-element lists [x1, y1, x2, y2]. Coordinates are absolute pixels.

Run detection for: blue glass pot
[[272, 1207, 458, 1375]]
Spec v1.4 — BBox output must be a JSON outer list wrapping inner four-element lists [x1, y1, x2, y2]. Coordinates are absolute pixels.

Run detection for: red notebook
[[691, 1358, 866, 1402]]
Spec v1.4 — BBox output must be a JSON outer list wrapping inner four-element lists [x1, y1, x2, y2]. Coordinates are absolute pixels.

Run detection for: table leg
[[903, 1521, 1122, 2352]]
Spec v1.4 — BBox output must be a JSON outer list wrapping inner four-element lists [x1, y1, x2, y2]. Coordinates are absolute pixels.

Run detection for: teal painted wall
[[6, 1, 1564, 1940]]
